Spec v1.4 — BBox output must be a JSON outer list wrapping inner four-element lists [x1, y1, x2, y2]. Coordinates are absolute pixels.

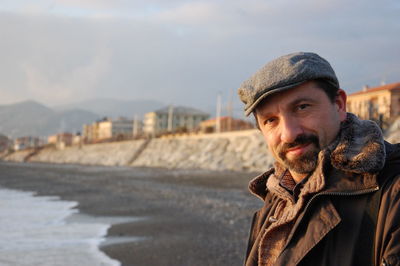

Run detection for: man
[[238, 52, 400, 266]]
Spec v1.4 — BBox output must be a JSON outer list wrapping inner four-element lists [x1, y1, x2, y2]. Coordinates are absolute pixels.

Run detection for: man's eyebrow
[[288, 97, 319, 107], [256, 96, 319, 117]]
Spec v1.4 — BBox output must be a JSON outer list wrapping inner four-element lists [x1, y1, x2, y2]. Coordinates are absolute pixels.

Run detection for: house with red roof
[[347, 82, 400, 127]]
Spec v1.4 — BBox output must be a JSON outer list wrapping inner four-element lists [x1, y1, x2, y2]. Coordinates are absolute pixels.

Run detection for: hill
[[54, 98, 164, 118], [0, 100, 100, 138]]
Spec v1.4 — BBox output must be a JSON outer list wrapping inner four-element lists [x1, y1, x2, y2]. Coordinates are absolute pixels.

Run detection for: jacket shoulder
[[375, 144, 400, 265], [378, 141, 400, 187], [384, 141, 400, 164]]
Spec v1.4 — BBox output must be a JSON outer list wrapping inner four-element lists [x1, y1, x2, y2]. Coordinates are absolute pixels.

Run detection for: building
[[82, 118, 106, 143], [83, 117, 138, 143], [132, 115, 143, 138], [72, 134, 83, 146], [143, 106, 209, 136], [347, 82, 400, 127], [47, 135, 57, 145], [0, 134, 12, 153], [14, 136, 44, 151], [97, 117, 134, 141], [47, 132, 74, 149], [83, 122, 99, 143], [199, 116, 254, 133]]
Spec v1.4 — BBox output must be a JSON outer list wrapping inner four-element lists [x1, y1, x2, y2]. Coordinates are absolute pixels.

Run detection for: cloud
[[154, 2, 219, 24], [54, 0, 127, 9], [0, 0, 399, 114], [21, 45, 112, 105], [0, 12, 114, 105]]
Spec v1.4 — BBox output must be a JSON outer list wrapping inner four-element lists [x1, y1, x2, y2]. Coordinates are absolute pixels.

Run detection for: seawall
[[2, 130, 274, 172]]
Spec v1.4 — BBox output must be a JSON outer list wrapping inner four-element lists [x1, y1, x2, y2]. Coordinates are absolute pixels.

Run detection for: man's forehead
[[255, 81, 321, 113]]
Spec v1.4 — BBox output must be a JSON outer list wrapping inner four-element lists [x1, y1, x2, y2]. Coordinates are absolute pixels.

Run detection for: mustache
[[278, 134, 319, 154]]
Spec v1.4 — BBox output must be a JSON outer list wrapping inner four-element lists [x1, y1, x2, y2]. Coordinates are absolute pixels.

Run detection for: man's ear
[[335, 89, 347, 121]]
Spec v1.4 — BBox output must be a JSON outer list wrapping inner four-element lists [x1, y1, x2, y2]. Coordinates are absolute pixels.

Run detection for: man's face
[[255, 81, 347, 176]]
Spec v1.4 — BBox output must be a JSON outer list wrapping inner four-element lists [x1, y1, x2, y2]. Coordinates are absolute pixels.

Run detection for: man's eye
[[264, 118, 276, 125], [297, 104, 310, 110]]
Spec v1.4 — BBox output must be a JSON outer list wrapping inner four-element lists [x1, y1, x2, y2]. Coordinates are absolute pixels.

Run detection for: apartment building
[[199, 116, 254, 133], [48, 132, 74, 147], [13, 136, 44, 151], [347, 82, 400, 126], [143, 106, 209, 136], [83, 121, 101, 143], [0, 134, 12, 152], [97, 117, 134, 140]]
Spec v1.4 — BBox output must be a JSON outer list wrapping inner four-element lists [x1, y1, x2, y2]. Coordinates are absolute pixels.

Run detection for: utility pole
[[168, 105, 174, 132], [216, 93, 221, 133], [226, 88, 234, 131]]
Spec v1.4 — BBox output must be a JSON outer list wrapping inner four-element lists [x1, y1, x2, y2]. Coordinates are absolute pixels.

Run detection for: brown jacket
[[245, 114, 400, 266]]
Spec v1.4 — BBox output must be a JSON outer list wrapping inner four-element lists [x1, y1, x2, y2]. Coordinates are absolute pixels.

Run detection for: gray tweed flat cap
[[238, 52, 339, 116]]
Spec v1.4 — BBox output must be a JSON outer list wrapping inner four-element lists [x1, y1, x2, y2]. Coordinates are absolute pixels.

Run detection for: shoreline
[[0, 161, 262, 265]]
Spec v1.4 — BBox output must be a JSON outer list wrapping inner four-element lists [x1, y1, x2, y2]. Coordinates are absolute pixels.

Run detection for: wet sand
[[0, 161, 263, 266]]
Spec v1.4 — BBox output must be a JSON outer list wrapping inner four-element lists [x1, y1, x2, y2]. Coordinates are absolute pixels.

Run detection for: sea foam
[[0, 188, 120, 266]]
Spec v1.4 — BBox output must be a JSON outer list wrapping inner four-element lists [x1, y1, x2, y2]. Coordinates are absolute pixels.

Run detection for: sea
[[0, 187, 121, 266]]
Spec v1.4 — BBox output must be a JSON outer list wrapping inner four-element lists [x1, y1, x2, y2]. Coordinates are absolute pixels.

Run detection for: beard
[[277, 134, 320, 174]]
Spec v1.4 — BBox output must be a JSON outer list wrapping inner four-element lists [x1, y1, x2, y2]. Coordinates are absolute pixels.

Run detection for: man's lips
[[285, 143, 312, 156]]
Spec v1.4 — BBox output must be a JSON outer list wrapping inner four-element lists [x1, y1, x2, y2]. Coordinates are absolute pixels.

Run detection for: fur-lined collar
[[249, 113, 386, 200], [330, 113, 385, 173]]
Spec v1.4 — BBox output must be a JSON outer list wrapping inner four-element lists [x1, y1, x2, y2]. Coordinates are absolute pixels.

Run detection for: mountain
[[0, 100, 100, 138], [54, 98, 165, 119]]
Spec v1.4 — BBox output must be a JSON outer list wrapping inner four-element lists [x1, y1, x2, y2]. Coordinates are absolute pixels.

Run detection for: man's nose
[[280, 117, 303, 143]]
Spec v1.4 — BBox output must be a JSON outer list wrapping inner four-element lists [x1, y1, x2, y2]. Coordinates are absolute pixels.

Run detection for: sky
[[0, 0, 399, 117]]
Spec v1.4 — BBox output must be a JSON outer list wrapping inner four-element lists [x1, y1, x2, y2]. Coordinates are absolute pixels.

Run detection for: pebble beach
[[0, 161, 263, 266]]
